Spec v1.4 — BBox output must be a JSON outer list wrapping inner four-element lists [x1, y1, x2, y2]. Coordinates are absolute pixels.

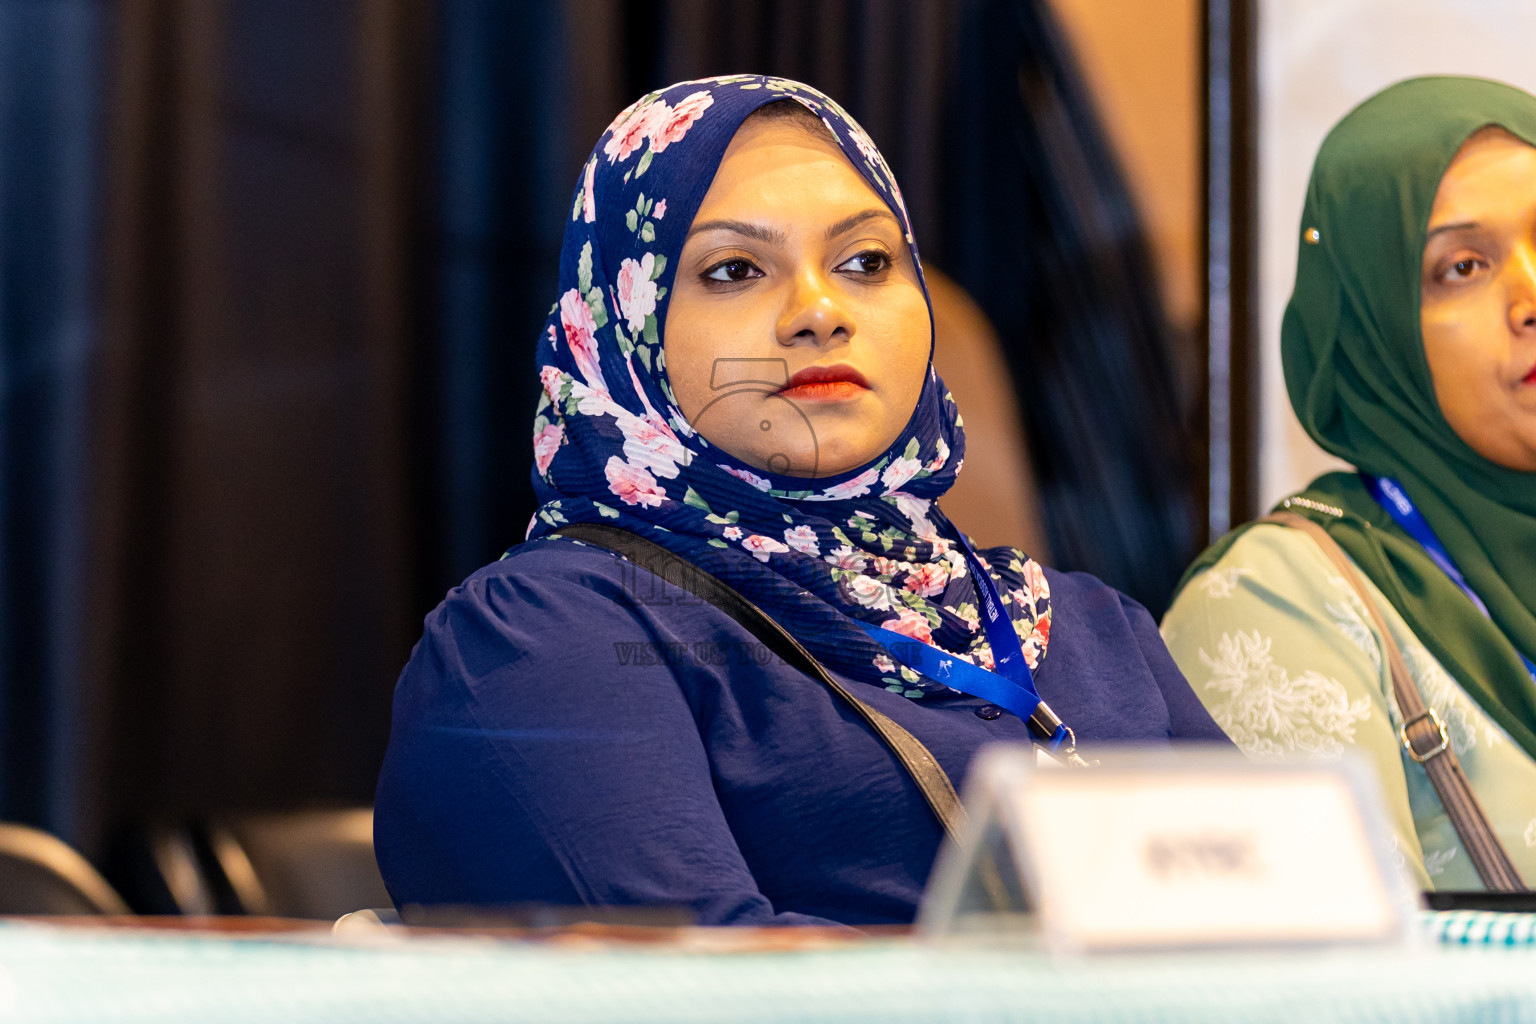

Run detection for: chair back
[[207, 808, 391, 920], [0, 823, 130, 915]]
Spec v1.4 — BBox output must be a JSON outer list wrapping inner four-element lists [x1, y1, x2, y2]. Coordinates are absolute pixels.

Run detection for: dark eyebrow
[[1425, 220, 1480, 241], [684, 219, 787, 245], [825, 208, 897, 240]]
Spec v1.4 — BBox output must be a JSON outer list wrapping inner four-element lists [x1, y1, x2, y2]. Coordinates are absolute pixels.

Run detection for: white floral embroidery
[[1198, 566, 1252, 599], [1404, 644, 1502, 755], [1386, 833, 1407, 872], [1324, 586, 1380, 671], [1423, 847, 1458, 878], [1198, 630, 1372, 760]]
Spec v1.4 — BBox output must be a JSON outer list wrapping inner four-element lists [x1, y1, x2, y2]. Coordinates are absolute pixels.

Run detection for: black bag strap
[[553, 522, 968, 846]]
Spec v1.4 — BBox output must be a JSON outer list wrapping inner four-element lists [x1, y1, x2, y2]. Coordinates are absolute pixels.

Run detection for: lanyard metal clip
[[1028, 702, 1098, 767]]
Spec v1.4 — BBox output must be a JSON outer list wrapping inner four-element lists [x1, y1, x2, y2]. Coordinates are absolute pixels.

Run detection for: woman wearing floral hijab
[[375, 75, 1226, 926], [1164, 77, 1536, 891]]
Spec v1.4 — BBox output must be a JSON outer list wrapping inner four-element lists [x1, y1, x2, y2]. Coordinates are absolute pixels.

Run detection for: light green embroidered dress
[[1162, 523, 1536, 890]]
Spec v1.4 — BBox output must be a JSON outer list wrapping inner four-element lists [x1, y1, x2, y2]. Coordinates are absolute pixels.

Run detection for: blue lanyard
[[858, 528, 1072, 752], [1362, 474, 1536, 684]]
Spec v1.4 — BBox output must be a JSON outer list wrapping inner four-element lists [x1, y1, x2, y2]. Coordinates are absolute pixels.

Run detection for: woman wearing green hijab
[[1162, 76, 1536, 891]]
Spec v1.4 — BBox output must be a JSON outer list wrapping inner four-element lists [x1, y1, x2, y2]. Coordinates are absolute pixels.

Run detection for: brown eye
[[835, 250, 891, 275], [703, 258, 762, 283], [1436, 253, 1489, 284]]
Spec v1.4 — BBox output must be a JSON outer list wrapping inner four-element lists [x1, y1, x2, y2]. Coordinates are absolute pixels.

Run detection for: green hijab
[[1182, 76, 1536, 761]]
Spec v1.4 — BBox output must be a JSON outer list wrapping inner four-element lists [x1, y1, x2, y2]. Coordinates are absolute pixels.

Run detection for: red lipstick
[[777, 363, 870, 402]]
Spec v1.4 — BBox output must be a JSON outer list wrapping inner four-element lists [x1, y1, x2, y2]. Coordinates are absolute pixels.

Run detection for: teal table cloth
[[0, 915, 1532, 1023]]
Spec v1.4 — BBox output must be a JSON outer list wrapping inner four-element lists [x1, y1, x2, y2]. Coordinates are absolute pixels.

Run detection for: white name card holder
[[917, 744, 1419, 953]]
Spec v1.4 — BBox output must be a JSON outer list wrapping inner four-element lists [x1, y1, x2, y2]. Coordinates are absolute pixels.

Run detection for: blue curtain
[[430, 0, 572, 582], [0, 0, 106, 843]]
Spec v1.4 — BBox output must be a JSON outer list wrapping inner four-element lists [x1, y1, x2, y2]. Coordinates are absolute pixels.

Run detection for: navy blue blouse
[[374, 537, 1227, 927]]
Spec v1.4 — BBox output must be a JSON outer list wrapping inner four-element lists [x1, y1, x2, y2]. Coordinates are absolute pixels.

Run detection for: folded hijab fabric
[[523, 75, 1050, 701], [1186, 76, 1536, 760]]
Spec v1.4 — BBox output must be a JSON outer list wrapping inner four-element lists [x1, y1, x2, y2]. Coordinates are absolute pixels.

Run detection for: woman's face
[[663, 116, 931, 479], [1420, 126, 1536, 472]]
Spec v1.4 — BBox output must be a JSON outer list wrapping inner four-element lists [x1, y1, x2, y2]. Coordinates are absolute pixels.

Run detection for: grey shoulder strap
[[1263, 510, 1526, 892], [553, 523, 968, 847]]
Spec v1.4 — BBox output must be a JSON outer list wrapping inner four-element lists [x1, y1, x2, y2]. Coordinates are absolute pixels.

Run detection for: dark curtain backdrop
[[1, 0, 1196, 859], [82, 0, 434, 855], [0, 0, 108, 844]]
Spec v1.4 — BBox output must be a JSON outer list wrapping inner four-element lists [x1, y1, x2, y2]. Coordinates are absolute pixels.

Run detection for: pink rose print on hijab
[[604, 100, 665, 163], [533, 423, 564, 475], [616, 254, 658, 333], [741, 534, 790, 563], [1025, 560, 1049, 605], [605, 456, 666, 508], [783, 524, 820, 556], [649, 91, 714, 153], [539, 364, 564, 401], [719, 464, 772, 492], [616, 410, 685, 479], [881, 454, 921, 492], [581, 157, 597, 223], [903, 562, 949, 598], [653, 199, 666, 219], [890, 492, 930, 524], [1020, 614, 1050, 670], [825, 545, 867, 572], [816, 466, 879, 501], [888, 491, 937, 539], [846, 120, 881, 166], [570, 378, 618, 416], [559, 289, 605, 389], [843, 575, 894, 611], [926, 438, 950, 472], [882, 608, 934, 645], [603, 96, 642, 136]]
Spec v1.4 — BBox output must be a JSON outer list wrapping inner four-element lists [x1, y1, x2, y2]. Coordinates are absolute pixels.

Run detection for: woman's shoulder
[[1033, 562, 1161, 635], [972, 542, 1148, 617], [1158, 517, 1407, 700], [470, 534, 632, 580], [400, 535, 747, 714], [463, 534, 630, 588], [1160, 519, 1420, 668], [426, 535, 714, 646], [1170, 520, 1346, 608], [987, 561, 1230, 743], [454, 533, 706, 605]]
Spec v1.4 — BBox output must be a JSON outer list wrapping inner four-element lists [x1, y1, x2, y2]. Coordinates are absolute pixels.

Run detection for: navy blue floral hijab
[[526, 75, 1051, 697]]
